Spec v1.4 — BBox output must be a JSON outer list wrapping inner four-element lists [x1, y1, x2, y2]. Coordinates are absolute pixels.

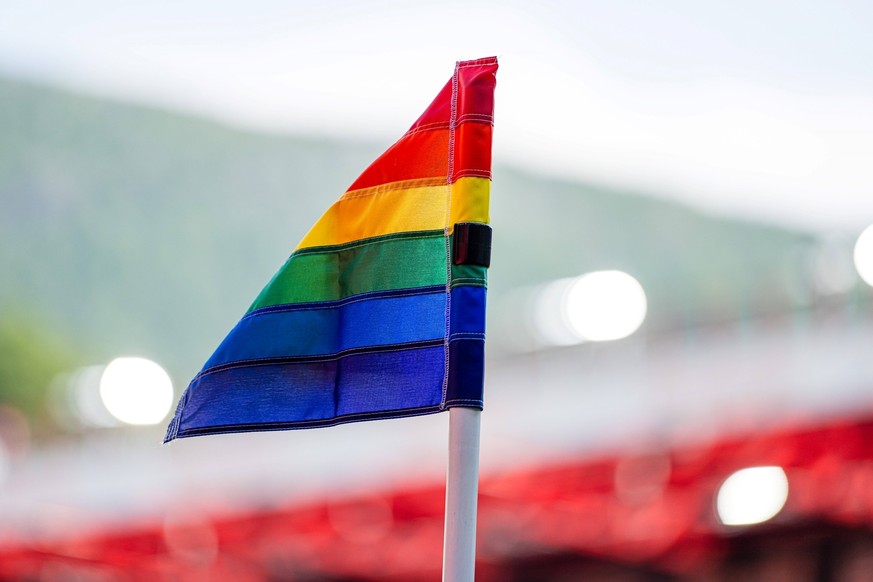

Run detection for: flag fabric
[[165, 57, 497, 442]]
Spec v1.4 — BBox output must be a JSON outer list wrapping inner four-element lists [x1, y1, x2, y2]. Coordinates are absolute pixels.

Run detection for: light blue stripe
[[449, 285, 486, 337], [203, 290, 447, 370]]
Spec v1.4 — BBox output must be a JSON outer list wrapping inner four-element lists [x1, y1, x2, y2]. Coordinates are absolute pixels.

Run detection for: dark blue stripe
[[449, 285, 486, 338], [445, 339, 485, 409], [163, 285, 489, 442], [446, 285, 486, 409], [195, 339, 443, 381], [203, 290, 447, 371], [169, 345, 446, 439], [202, 286, 487, 373]]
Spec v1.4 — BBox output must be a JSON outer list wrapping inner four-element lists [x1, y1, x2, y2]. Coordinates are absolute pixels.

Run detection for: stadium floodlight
[[716, 466, 788, 526], [100, 357, 174, 426], [854, 225, 873, 287]]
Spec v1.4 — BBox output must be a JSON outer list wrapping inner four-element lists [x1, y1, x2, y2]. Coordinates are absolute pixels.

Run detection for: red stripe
[[453, 123, 492, 182], [348, 129, 449, 191], [347, 121, 492, 191], [407, 79, 453, 134], [348, 57, 497, 191], [407, 57, 497, 134], [456, 57, 498, 126]]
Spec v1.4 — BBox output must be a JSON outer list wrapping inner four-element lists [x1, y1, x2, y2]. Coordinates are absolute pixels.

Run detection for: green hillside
[[0, 76, 817, 387], [490, 169, 824, 330], [0, 77, 381, 381]]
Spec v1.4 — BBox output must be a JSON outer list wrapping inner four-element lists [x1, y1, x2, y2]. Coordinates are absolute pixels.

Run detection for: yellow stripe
[[451, 175, 490, 227], [296, 177, 490, 250]]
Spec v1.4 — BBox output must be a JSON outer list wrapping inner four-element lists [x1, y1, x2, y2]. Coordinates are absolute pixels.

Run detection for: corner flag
[[165, 57, 497, 443]]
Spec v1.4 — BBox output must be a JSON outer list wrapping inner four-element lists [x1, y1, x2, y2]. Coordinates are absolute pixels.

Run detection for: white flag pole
[[442, 406, 481, 581]]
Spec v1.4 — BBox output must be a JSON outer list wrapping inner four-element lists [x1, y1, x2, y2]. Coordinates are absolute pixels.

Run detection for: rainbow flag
[[164, 57, 497, 442]]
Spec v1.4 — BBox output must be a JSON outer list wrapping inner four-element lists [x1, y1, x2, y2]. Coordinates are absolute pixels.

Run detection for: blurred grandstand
[[1, 76, 873, 581]]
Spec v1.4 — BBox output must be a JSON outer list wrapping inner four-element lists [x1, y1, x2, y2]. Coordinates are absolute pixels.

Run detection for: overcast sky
[[2, 0, 872, 232]]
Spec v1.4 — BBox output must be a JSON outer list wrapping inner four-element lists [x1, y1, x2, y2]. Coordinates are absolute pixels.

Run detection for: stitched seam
[[294, 230, 444, 257], [340, 177, 447, 200], [404, 116, 494, 138], [330, 173, 490, 208], [457, 58, 495, 68], [338, 172, 489, 202], [456, 114, 494, 125], [247, 285, 443, 316], [339, 186, 440, 201], [449, 333, 485, 341], [441, 62, 460, 410], [174, 404, 446, 438], [406, 121, 450, 134], [194, 339, 444, 381], [444, 398, 483, 405], [243, 285, 445, 319]]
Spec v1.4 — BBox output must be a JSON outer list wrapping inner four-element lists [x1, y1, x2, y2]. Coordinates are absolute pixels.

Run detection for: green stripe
[[451, 263, 488, 289], [248, 232, 487, 312]]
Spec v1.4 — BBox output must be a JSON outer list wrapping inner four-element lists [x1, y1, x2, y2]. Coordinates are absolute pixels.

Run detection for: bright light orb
[[854, 225, 873, 287], [716, 466, 789, 526], [564, 270, 647, 342], [99, 357, 174, 426]]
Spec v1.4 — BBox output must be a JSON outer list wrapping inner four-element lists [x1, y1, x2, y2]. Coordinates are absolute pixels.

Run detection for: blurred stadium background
[[2, 1, 873, 580]]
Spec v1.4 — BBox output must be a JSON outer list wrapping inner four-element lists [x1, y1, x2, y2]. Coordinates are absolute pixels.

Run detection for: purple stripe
[[171, 345, 446, 439]]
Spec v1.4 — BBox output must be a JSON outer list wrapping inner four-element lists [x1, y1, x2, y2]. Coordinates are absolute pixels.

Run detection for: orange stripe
[[296, 177, 490, 250]]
